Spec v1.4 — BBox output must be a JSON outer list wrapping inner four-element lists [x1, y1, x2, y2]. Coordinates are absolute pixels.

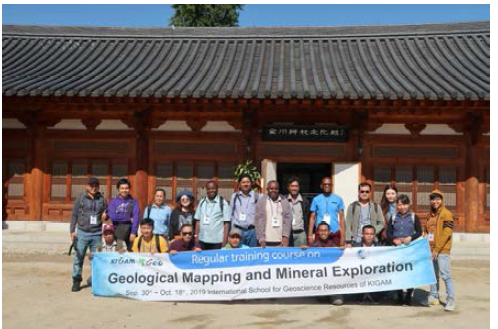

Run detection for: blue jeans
[[430, 254, 455, 301], [72, 230, 102, 282], [240, 228, 258, 248]]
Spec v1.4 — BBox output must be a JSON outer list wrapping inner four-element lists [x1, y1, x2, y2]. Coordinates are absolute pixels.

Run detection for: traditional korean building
[[2, 21, 490, 232]]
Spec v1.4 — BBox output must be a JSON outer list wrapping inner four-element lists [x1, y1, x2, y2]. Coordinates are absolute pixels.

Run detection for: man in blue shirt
[[143, 188, 172, 240], [230, 174, 259, 247], [194, 181, 231, 250], [308, 177, 345, 248]]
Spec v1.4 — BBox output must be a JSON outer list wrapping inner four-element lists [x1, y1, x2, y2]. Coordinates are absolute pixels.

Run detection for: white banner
[[92, 238, 436, 301]]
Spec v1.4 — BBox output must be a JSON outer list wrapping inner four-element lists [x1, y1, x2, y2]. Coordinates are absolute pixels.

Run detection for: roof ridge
[[2, 21, 490, 39]]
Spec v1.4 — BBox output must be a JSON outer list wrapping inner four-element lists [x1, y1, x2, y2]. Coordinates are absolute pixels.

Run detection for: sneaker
[[445, 299, 456, 312], [72, 281, 81, 292], [331, 295, 344, 306], [428, 295, 440, 306]]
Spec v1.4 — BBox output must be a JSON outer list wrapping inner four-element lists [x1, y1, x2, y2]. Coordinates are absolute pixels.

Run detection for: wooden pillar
[[464, 134, 480, 233], [132, 112, 150, 217], [463, 113, 482, 233], [26, 124, 47, 221]]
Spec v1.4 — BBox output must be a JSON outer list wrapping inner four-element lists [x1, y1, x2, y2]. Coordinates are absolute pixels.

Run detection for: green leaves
[[234, 160, 261, 188], [169, 5, 244, 27]]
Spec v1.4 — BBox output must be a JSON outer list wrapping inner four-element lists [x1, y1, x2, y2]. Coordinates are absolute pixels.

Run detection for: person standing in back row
[[255, 181, 292, 248], [194, 181, 231, 250], [143, 188, 172, 241], [70, 177, 107, 292], [425, 190, 456, 312], [169, 190, 195, 240], [345, 182, 385, 247], [230, 174, 259, 247], [107, 178, 140, 251], [285, 176, 309, 247], [308, 177, 345, 248]]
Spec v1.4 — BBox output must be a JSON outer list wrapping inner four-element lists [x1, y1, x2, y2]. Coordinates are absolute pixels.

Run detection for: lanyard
[[203, 198, 217, 218], [238, 192, 252, 214], [269, 198, 280, 218]]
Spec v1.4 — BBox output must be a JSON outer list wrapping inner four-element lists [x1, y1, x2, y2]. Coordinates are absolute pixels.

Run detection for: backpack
[[352, 201, 380, 218], [79, 193, 106, 223], [231, 192, 259, 218], [199, 196, 226, 215], [137, 235, 162, 253]]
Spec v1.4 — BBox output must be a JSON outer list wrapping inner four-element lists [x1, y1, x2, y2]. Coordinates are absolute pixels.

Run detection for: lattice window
[[156, 162, 173, 203], [396, 166, 413, 202], [417, 166, 435, 211], [218, 163, 235, 202], [373, 166, 391, 203], [51, 161, 68, 201], [176, 162, 193, 193], [196, 163, 214, 201], [439, 167, 457, 211], [111, 161, 129, 198], [6, 160, 25, 200], [71, 160, 87, 200], [92, 160, 108, 198]]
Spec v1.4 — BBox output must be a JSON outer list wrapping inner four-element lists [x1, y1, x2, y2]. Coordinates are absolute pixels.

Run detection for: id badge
[[272, 216, 280, 228], [239, 213, 247, 222], [323, 214, 331, 225], [292, 216, 296, 226], [428, 232, 435, 242], [203, 215, 210, 225], [90, 215, 97, 225]]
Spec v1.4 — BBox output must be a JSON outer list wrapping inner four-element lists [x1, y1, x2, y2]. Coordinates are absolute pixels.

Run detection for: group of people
[[70, 174, 455, 311]]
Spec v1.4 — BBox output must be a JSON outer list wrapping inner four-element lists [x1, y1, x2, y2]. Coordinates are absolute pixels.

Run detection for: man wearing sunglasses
[[168, 224, 201, 255], [345, 182, 385, 248]]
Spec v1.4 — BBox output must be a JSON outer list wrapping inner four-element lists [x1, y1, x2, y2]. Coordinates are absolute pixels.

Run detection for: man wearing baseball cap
[[70, 177, 107, 292], [222, 228, 250, 249]]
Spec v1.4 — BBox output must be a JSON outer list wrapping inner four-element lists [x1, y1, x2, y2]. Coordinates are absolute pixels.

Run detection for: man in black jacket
[[285, 177, 309, 247], [70, 177, 107, 292]]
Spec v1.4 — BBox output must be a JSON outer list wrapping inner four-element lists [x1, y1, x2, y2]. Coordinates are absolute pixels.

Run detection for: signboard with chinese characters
[[262, 126, 348, 142]]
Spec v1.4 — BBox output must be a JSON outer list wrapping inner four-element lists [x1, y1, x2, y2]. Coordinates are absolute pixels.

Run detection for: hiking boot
[[428, 295, 440, 306], [445, 299, 456, 312], [331, 295, 344, 306], [72, 281, 81, 292]]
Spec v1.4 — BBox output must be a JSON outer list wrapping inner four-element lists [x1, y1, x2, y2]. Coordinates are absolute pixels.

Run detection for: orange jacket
[[424, 189, 454, 255]]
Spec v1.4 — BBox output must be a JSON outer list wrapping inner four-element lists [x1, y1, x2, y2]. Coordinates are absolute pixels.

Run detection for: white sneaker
[[445, 299, 455, 312], [428, 295, 440, 306]]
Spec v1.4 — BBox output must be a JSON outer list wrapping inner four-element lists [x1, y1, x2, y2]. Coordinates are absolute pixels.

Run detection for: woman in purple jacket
[[106, 178, 140, 251]]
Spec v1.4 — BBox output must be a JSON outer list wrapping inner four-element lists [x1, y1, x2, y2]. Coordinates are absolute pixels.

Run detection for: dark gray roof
[[2, 21, 490, 101]]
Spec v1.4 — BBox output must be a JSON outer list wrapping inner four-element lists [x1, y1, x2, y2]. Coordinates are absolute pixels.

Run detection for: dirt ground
[[2, 253, 490, 329]]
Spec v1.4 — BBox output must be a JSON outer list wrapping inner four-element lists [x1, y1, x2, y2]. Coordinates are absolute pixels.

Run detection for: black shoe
[[72, 281, 81, 292], [404, 294, 413, 306], [396, 292, 404, 305]]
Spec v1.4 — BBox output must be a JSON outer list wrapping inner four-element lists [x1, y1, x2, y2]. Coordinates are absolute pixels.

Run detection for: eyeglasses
[[360, 190, 370, 194], [181, 232, 193, 236], [180, 198, 190, 202]]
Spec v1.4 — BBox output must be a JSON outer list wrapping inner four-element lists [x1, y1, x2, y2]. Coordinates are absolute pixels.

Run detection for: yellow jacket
[[424, 189, 454, 255]]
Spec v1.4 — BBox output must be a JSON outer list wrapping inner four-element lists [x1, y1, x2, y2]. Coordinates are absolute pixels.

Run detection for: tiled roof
[[2, 21, 490, 101]]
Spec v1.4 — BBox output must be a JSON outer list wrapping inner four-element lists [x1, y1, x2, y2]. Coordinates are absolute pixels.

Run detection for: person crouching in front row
[[352, 225, 383, 304], [302, 221, 343, 306], [131, 219, 169, 253], [387, 194, 422, 305], [168, 224, 201, 255], [223, 228, 250, 249]]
